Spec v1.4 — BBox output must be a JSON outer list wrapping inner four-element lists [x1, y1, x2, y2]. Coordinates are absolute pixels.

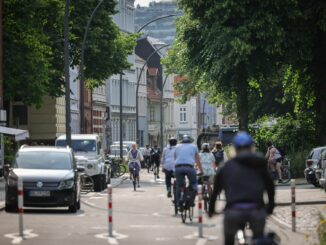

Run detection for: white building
[[174, 96, 198, 141], [106, 0, 137, 145]]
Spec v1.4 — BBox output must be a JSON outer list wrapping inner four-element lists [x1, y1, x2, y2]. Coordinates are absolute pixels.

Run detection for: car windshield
[[15, 151, 72, 170], [56, 140, 96, 153], [110, 149, 127, 156]]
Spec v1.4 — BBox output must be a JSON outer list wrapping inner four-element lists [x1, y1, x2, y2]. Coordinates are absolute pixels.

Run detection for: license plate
[[29, 191, 50, 197]]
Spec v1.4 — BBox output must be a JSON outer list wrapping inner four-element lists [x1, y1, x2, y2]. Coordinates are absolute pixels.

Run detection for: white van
[[112, 141, 136, 150], [55, 134, 110, 191]]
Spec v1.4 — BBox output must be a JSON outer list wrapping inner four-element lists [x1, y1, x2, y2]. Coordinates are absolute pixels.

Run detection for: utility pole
[[119, 73, 123, 159], [160, 75, 169, 151], [64, 0, 71, 146]]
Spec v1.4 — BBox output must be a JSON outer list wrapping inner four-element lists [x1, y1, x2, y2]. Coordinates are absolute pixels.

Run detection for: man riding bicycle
[[266, 141, 283, 183], [161, 137, 177, 198], [208, 132, 275, 245], [151, 145, 161, 179], [174, 135, 203, 210], [143, 145, 152, 172]]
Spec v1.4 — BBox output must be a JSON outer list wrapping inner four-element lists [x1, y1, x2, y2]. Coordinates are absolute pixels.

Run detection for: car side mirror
[[77, 166, 85, 172]]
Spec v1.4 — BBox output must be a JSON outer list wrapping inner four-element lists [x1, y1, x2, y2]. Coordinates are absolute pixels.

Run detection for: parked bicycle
[[106, 157, 127, 178]]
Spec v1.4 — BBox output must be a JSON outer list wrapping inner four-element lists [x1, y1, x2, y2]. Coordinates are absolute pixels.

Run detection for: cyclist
[[127, 143, 144, 188], [208, 132, 275, 245], [174, 135, 203, 209], [265, 141, 283, 183], [151, 145, 161, 179], [143, 145, 152, 173], [199, 143, 216, 194], [161, 137, 178, 197], [212, 141, 228, 168]]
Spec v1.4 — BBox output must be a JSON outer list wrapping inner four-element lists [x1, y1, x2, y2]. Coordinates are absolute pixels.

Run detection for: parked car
[[55, 134, 110, 192], [304, 146, 326, 187], [5, 146, 83, 213]]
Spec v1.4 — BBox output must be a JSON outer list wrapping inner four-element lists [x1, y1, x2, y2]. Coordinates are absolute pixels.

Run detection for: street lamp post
[[64, 0, 71, 146], [160, 75, 169, 151], [119, 73, 123, 159], [135, 44, 170, 145], [79, 0, 104, 133]]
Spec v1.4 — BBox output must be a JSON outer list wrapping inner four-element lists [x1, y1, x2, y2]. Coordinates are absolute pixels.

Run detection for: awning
[[0, 126, 29, 141]]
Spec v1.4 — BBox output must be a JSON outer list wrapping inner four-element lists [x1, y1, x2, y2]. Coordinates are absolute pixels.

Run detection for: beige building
[[10, 96, 66, 143]]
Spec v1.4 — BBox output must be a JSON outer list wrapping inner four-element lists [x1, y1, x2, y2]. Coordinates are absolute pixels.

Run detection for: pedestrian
[[265, 141, 283, 183], [174, 135, 203, 210], [161, 137, 177, 198], [127, 143, 144, 188], [208, 132, 275, 245], [151, 145, 161, 178], [211, 141, 228, 168]]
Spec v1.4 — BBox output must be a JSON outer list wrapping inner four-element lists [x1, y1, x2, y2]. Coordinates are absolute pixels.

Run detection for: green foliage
[[3, 0, 138, 106], [4, 137, 15, 164], [253, 114, 316, 177]]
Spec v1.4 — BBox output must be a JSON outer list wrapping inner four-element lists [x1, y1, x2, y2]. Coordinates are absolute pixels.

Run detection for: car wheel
[[313, 182, 320, 187], [77, 199, 81, 210], [93, 175, 103, 192], [5, 203, 17, 213], [68, 199, 78, 213]]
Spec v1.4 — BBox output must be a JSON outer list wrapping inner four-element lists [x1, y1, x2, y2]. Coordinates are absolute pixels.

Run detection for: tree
[[165, 1, 298, 130], [3, 0, 137, 107]]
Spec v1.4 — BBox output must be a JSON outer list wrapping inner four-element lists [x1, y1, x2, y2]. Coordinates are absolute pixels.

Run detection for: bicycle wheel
[[181, 207, 186, 223], [116, 164, 126, 177], [132, 171, 137, 191], [172, 181, 178, 216], [154, 165, 157, 182], [282, 166, 291, 184]]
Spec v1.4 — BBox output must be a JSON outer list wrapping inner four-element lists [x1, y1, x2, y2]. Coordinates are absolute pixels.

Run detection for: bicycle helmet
[[169, 137, 177, 146], [232, 132, 254, 149], [181, 135, 191, 143]]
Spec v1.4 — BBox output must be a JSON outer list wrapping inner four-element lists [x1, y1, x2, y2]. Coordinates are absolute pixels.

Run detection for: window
[[180, 107, 187, 122], [150, 106, 155, 121]]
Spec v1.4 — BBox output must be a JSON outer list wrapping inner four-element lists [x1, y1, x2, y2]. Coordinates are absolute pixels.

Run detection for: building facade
[[106, 0, 137, 146], [135, 0, 182, 45]]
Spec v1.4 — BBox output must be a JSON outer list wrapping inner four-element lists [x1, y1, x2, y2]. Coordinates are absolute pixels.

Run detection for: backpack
[[213, 150, 224, 165]]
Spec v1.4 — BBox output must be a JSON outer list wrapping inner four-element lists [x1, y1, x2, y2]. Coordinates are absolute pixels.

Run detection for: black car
[[5, 146, 83, 213]]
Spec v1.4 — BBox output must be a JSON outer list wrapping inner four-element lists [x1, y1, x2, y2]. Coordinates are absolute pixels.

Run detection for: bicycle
[[198, 176, 211, 212], [172, 177, 178, 216], [106, 158, 127, 178], [179, 185, 196, 223], [269, 158, 291, 184], [153, 162, 158, 182], [129, 163, 138, 191], [80, 173, 94, 194], [144, 156, 151, 173]]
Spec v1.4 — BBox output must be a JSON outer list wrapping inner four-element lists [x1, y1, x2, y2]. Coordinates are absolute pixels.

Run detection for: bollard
[[291, 179, 296, 232], [108, 184, 113, 237], [197, 185, 203, 238], [17, 177, 24, 238]]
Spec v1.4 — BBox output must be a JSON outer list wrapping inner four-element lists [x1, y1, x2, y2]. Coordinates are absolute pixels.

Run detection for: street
[[0, 171, 315, 245]]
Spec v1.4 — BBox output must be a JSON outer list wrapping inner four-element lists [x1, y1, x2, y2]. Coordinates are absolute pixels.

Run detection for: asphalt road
[[0, 171, 308, 245]]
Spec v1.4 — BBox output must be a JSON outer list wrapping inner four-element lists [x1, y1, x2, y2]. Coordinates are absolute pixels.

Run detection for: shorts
[[129, 162, 140, 176]]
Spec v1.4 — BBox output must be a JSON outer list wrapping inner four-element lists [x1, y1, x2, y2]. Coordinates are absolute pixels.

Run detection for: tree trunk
[[237, 79, 249, 132]]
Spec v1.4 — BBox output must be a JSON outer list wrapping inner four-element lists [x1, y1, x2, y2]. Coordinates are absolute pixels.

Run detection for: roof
[[56, 134, 100, 140], [0, 126, 29, 141], [147, 67, 159, 76], [19, 146, 72, 153]]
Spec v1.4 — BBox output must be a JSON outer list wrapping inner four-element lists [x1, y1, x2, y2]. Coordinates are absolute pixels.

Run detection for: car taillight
[[306, 160, 313, 167]]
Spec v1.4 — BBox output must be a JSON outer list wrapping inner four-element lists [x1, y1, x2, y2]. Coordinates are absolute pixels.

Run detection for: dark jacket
[[209, 152, 275, 214]]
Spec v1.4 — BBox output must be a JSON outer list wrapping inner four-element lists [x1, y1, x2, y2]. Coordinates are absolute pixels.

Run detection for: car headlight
[[58, 178, 74, 190]]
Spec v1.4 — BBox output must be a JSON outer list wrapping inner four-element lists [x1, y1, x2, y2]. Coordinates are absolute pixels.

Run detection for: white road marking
[[156, 237, 172, 241], [152, 212, 161, 217], [95, 231, 128, 244], [77, 213, 86, 217], [90, 196, 103, 200], [4, 229, 38, 244], [129, 224, 179, 229], [184, 232, 218, 242], [196, 238, 207, 245]]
